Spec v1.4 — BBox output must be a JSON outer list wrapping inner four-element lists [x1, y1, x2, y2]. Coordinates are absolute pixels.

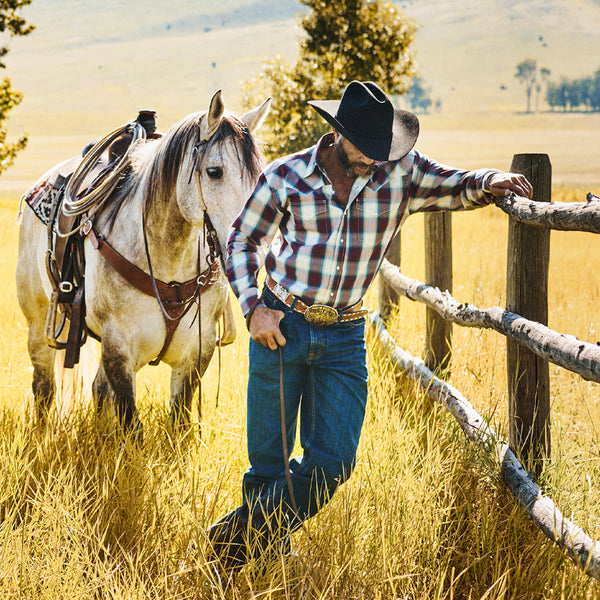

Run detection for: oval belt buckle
[[304, 304, 339, 327]]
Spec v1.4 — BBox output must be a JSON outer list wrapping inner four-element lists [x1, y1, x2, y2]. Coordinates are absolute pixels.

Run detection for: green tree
[[242, 0, 418, 159], [0, 0, 34, 175]]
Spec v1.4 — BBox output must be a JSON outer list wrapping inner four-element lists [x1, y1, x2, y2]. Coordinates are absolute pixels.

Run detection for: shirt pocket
[[287, 194, 330, 235], [355, 194, 397, 231]]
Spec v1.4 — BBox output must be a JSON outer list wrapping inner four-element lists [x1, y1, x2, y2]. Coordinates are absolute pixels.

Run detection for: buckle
[[304, 304, 339, 327]]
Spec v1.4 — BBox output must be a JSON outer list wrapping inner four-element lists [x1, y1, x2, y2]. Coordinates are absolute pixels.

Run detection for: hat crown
[[308, 79, 419, 161], [336, 81, 394, 141]]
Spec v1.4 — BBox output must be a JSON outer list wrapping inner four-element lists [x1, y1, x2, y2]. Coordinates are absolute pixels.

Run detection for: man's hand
[[248, 305, 287, 349], [487, 172, 533, 199]]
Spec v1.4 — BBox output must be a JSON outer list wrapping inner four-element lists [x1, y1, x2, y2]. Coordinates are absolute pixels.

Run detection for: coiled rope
[[57, 121, 146, 237]]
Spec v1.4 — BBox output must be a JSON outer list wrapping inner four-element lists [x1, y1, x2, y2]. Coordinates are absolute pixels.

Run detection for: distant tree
[[534, 66, 551, 112], [241, 0, 418, 159], [590, 68, 600, 111], [0, 0, 34, 175], [546, 79, 568, 112], [406, 77, 432, 113], [570, 77, 592, 110], [546, 72, 600, 112], [515, 59, 537, 113]]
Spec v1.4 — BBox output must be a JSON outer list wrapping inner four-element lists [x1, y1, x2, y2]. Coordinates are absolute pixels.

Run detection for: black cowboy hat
[[308, 80, 419, 162]]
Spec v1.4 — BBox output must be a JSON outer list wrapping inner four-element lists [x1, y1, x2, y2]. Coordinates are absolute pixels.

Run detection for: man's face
[[333, 133, 378, 178]]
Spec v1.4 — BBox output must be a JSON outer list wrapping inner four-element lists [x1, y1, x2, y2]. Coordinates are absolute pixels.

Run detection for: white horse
[[16, 91, 270, 432]]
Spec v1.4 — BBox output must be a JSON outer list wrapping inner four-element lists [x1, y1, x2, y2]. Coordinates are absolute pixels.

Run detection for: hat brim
[[308, 99, 419, 161]]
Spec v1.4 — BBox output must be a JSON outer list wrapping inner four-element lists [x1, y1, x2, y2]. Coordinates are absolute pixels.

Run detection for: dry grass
[[1, 183, 600, 598]]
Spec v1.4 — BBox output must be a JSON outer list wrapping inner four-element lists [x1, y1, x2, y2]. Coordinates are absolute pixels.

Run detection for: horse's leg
[[100, 340, 141, 436], [169, 339, 216, 428], [92, 361, 115, 417], [16, 210, 56, 422], [170, 368, 199, 427], [28, 320, 56, 422]]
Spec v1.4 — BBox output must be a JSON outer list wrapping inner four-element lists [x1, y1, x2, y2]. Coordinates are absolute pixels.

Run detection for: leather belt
[[265, 276, 368, 327]]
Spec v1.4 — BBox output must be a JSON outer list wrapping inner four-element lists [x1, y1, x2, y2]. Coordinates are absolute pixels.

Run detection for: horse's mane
[[101, 111, 264, 230]]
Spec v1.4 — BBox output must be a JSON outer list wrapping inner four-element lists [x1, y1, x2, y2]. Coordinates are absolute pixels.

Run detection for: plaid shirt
[[227, 133, 497, 315]]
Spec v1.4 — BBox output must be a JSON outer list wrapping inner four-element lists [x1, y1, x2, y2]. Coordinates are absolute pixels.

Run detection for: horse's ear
[[201, 90, 226, 142], [241, 97, 271, 133]]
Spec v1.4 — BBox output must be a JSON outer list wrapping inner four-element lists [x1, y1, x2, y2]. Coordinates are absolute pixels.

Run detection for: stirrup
[[44, 290, 68, 350]]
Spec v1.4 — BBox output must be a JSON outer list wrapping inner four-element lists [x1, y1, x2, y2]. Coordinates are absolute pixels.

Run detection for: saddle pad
[[21, 156, 82, 226]]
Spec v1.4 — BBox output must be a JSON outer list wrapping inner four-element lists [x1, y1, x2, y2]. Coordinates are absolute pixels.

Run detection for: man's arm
[[227, 170, 289, 349], [404, 150, 533, 212], [226, 172, 284, 313]]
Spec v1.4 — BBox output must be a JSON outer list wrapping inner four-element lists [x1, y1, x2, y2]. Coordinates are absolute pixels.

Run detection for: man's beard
[[334, 139, 377, 178]]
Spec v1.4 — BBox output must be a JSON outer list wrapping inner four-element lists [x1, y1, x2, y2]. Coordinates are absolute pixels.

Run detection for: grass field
[[1, 181, 600, 597], [1, 1, 600, 596]]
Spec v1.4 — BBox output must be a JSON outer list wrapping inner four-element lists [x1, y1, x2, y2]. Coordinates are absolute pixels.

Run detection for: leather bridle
[[85, 115, 228, 365]]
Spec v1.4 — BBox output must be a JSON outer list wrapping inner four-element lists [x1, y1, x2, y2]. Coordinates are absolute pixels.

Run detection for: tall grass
[[2, 188, 600, 598]]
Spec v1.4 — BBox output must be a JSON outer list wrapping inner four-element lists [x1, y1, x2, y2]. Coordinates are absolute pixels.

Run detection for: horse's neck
[[144, 196, 207, 280], [101, 189, 205, 283]]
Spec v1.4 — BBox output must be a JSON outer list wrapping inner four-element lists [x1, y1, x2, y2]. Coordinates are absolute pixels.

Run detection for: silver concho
[[304, 304, 339, 327]]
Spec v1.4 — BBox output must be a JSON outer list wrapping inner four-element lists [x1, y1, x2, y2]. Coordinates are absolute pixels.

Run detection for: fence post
[[424, 212, 453, 374], [507, 153, 552, 471], [379, 232, 401, 321]]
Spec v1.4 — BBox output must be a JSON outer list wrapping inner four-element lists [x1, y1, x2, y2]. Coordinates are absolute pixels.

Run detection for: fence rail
[[375, 152, 599, 580], [369, 312, 600, 581], [493, 193, 600, 233], [379, 260, 600, 384]]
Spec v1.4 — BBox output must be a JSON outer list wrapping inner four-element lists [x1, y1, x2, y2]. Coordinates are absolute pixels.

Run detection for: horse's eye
[[206, 166, 223, 179]]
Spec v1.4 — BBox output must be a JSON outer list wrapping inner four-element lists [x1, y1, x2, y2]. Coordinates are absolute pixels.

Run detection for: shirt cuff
[[244, 295, 264, 330]]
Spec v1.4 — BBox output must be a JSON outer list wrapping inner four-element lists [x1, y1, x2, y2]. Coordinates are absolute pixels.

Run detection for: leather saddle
[[43, 111, 161, 368]]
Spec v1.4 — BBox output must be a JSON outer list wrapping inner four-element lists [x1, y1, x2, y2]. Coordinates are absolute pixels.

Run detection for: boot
[[206, 510, 250, 573], [207, 505, 291, 574]]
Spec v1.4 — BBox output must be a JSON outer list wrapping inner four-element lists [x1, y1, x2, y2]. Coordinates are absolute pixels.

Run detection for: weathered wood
[[507, 153, 551, 469], [494, 194, 600, 233], [424, 212, 452, 374], [378, 232, 401, 321], [379, 260, 600, 384], [369, 312, 600, 581]]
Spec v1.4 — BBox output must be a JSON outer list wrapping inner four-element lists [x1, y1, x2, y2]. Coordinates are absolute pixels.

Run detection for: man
[[208, 80, 532, 572]]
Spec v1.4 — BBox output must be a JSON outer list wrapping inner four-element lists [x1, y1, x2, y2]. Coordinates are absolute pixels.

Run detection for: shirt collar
[[304, 133, 335, 180]]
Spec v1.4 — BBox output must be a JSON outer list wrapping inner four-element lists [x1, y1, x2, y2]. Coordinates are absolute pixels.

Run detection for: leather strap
[[265, 276, 368, 323], [86, 223, 221, 364], [64, 285, 86, 369], [87, 225, 220, 305]]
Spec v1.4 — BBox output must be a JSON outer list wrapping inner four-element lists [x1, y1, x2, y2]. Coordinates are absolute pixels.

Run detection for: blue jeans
[[241, 286, 368, 531]]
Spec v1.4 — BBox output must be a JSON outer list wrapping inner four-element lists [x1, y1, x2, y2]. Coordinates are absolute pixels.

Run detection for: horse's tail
[[54, 341, 98, 420]]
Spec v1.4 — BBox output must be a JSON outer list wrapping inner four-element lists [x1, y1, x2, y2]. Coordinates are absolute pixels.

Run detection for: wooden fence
[[373, 153, 600, 579]]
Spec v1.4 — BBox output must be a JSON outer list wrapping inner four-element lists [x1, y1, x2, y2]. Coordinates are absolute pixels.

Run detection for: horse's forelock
[[150, 112, 263, 199], [206, 114, 264, 183], [102, 111, 264, 229]]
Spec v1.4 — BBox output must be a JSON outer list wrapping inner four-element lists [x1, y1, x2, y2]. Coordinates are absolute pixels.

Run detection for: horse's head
[[175, 91, 270, 257]]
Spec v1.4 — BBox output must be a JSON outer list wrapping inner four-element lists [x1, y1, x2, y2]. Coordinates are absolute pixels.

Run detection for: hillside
[[1, 0, 600, 196]]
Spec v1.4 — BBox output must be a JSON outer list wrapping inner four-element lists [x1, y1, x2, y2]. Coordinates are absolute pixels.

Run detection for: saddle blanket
[[20, 156, 81, 226]]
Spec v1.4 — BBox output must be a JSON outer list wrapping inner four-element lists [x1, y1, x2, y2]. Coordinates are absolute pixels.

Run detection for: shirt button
[[336, 266, 340, 271]]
